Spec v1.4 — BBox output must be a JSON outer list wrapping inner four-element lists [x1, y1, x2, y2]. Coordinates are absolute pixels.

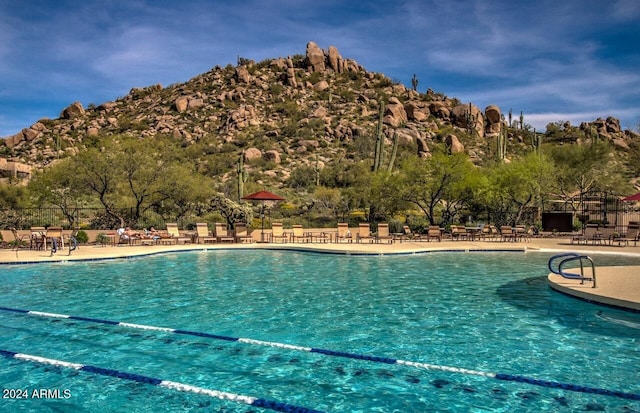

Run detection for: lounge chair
[[47, 226, 65, 251], [269, 223, 288, 243], [427, 226, 442, 242], [451, 225, 469, 241], [399, 225, 422, 242], [356, 223, 374, 243], [30, 226, 46, 250], [166, 223, 192, 244], [375, 223, 394, 244], [583, 224, 603, 245], [10, 228, 31, 251], [116, 227, 141, 245], [479, 225, 496, 241], [233, 223, 254, 243], [620, 225, 639, 247], [500, 226, 517, 242], [214, 223, 235, 243], [290, 225, 311, 243], [335, 223, 352, 243], [195, 223, 216, 244]]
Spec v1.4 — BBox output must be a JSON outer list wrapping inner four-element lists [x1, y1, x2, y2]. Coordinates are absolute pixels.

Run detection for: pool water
[[0, 250, 639, 412]]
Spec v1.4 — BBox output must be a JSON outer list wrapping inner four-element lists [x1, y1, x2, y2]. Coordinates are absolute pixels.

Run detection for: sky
[[1, 0, 639, 138]]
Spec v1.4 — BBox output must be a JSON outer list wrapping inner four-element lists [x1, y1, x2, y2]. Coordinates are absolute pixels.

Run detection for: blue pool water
[[0, 250, 639, 412]]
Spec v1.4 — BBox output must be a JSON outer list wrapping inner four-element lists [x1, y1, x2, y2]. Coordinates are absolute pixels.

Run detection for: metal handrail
[[548, 253, 596, 288]]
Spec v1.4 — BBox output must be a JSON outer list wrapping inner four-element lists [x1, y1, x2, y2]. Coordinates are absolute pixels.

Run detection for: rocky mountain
[[2, 41, 639, 187]]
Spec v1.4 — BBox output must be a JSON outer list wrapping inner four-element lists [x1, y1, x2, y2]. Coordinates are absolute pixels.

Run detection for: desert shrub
[[75, 230, 89, 244]]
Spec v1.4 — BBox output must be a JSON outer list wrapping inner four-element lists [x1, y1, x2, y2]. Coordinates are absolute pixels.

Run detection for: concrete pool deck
[[1, 237, 639, 312]]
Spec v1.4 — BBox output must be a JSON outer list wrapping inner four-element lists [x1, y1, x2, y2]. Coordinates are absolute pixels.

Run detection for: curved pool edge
[[2, 239, 640, 265], [0, 242, 537, 265], [548, 266, 640, 313]]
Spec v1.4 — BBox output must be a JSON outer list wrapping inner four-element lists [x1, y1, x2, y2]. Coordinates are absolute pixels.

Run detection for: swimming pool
[[0, 250, 639, 412]]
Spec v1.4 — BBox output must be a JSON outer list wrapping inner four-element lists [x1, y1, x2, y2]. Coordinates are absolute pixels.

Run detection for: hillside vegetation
[[1, 41, 639, 230]]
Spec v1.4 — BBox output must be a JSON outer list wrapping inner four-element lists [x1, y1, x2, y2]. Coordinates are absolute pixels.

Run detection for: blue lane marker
[[310, 348, 397, 364], [0, 349, 324, 413], [2, 305, 639, 402]]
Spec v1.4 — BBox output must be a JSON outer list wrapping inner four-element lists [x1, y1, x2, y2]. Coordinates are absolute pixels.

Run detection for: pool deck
[[1, 237, 639, 312]]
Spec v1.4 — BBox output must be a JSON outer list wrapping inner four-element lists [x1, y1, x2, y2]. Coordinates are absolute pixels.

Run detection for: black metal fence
[[543, 190, 640, 233]]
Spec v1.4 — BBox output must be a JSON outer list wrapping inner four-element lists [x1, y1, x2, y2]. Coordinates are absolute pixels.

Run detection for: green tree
[[398, 152, 478, 225], [547, 141, 627, 203], [481, 153, 556, 225], [28, 160, 89, 228]]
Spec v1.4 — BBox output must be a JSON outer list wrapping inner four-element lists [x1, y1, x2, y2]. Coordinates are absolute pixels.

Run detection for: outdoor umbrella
[[242, 190, 286, 242], [622, 192, 640, 202]]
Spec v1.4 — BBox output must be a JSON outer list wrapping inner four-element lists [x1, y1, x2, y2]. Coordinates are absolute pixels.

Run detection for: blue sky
[[1, 0, 639, 137]]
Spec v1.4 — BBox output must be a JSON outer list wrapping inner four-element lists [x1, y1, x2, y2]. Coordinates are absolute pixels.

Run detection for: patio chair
[[500, 226, 517, 242], [479, 225, 496, 241], [268, 222, 289, 243], [583, 224, 602, 245], [617, 224, 639, 247], [399, 225, 423, 242], [335, 223, 352, 243], [626, 225, 640, 247], [514, 225, 531, 242], [47, 226, 65, 251], [356, 223, 375, 243], [214, 223, 235, 243], [10, 228, 31, 251], [290, 225, 311, 243], [375, 223, 394, 244], [451, 225, 469, 241], [427, 226, 442, 242], [233, 223, 254, 243], [166, 223, 192, 244], [195, 223, 216, 244], [30, 226, 46, 250]]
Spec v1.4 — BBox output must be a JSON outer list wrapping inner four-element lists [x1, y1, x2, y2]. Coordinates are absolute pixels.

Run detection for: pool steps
[[1, 305, 639, 402]]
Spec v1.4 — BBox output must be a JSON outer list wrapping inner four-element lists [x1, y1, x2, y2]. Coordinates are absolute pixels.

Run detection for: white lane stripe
[[397, 359, 497, 378], [160, 381, 257, 404], [15, 353, 83, 369], [238, 338, 312, 352], [29, 311, 70, 319], [5, 351, 278, 409], [119, 322, 176, 332]]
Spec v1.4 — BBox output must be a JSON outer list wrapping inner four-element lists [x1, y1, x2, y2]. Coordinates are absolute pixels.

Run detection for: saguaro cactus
[[373, 101, 385, 172], [497, 123, 507, 161], [464, 103, 478, 137], [530, 128, 541, 155], [387, 131, 399, 173], [314, 153, 320, 186], [411, 74, 419, 91], [236, 151, 248, 201]]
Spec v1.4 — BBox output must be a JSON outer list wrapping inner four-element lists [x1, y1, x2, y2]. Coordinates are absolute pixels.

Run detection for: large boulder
[[451, 103, 484, 136], [445, 134, 465, 154], [404, 101, 430, 121], [244, 147, 262, 162], [383, 97, 408, 127], [59, 101, 85, 119], [175, 96, 189, 113], [263, 150, 281, 164], [484, 105, 502, 137], [235, 65, 250, 84], [305, 41, 325, 72], [327, 45, 342, 72]]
